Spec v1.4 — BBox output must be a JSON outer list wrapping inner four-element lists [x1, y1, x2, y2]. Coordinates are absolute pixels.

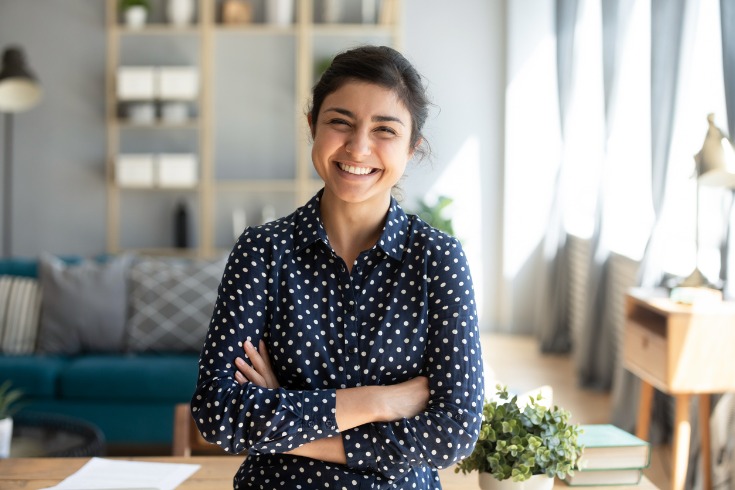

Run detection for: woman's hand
[[234, 340, 280, 389], [378, 376, 430, 421]]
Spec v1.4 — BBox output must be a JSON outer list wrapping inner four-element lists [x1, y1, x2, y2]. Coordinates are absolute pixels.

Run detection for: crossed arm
[[234, 339, 430, 464]]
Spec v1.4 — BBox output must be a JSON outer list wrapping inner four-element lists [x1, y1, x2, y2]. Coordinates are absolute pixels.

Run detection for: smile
[[337, 162, 377, 175]]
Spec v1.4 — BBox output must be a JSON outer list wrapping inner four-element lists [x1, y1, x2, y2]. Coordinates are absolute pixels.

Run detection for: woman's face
[[310, 81, 415, 208]]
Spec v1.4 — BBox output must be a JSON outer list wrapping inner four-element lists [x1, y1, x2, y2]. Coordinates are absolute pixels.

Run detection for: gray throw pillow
[[126, 256, 226, 353], [37, 253, 132, 354]]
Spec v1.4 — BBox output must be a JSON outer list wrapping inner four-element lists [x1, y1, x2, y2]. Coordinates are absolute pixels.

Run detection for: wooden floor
[[483, 333, 670, 490]]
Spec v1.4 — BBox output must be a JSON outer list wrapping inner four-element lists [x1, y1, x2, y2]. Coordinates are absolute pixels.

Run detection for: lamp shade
[[0, 46, 42, 113], [696, 113, 735, 188]]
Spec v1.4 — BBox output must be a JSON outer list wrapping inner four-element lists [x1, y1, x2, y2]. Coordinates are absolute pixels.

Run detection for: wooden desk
[[623, 289, 735, 490], [0, 456, 657, 489]]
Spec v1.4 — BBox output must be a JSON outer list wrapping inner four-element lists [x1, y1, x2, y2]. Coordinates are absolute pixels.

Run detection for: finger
[[234, 371, 248, 385], [235, 356, 267, 387], [244, 340, 272, 379]]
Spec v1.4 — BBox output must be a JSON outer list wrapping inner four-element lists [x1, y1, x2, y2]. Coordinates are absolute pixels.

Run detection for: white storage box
[[157, 67, 199, 100], [117, 67, 156, 100], [157, 153, 198, 187], [160, 101, 189, 124], [116, 154, 155, 187]]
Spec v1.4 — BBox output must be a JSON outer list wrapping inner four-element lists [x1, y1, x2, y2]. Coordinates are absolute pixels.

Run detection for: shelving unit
[[105, 0, 402, 258]]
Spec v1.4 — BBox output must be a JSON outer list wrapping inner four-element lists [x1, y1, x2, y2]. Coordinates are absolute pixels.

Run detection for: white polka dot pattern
[[191, 191, 484, 489]]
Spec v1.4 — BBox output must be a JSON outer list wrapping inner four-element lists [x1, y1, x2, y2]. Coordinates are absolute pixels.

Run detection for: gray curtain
[[575, 0, 633, 390], [535, 0, 579, 353], [612, 0, 688, 438]]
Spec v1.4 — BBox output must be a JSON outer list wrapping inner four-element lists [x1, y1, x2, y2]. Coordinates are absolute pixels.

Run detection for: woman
[[191, 45, 484, 489]]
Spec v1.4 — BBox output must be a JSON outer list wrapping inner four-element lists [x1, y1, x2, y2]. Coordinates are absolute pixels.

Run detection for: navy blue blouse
[[192, 191, 484, 489]]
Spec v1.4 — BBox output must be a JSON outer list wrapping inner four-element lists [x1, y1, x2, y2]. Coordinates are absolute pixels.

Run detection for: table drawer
[[623, 319, 667, 385]]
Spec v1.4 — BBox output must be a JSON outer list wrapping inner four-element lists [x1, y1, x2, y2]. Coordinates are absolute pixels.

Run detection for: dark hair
[[309, 45, 431, 158]]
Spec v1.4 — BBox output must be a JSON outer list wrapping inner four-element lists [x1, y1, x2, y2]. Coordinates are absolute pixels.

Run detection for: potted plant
[[0, 380, 23, 458], [414, 195, 455, 236], [456, 385, 583, 490], [120, 0, 151, 29]]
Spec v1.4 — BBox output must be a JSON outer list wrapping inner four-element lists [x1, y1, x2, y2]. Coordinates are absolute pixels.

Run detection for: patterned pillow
[[0, 276, 42, 354], [126, 256, 226, 352]]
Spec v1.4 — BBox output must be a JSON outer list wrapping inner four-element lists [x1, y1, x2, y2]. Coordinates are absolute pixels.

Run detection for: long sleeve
[[190, 227, 340, 455], [342, 237, 485, 480]]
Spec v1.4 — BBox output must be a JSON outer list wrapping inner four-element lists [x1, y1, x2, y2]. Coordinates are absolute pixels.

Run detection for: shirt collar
[[294, 189, 409, 261]]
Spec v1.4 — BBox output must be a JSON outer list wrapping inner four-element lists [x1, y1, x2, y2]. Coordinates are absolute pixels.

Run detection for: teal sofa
[[0, 255, 220, 447]]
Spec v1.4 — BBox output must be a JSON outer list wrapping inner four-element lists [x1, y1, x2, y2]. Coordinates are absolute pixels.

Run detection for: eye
[[376, 126, 398, 136], [326, 118, 350, 127]]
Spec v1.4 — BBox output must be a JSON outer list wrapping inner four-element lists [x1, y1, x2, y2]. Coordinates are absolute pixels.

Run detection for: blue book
[[576, 424, 651, 470]]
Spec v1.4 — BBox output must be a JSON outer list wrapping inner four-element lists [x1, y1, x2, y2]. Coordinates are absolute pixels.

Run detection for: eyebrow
[[324, 107, 405, 126]]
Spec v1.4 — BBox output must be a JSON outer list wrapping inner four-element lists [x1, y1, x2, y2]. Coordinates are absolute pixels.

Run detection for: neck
[[319, 190, 390, 268]]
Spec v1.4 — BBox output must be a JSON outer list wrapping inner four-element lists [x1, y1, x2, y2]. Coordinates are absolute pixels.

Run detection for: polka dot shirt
[[192, 191, 484, 489]]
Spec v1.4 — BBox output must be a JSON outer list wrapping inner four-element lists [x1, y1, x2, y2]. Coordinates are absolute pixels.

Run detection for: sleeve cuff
[[301, 389, 339, 436], [343, 425, 379, 473]]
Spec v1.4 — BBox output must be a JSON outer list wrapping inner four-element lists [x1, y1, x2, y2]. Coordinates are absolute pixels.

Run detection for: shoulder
[[229, 213, 298, 261], [405, 213, 466, 264]]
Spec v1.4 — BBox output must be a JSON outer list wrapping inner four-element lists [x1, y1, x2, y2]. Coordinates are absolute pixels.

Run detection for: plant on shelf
[[0, 380, 24, 458], [119, 0, 151, 28], [456, 385, 583, 489]]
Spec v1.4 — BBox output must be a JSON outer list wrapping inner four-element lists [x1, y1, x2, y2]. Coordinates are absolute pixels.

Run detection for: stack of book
[[565, 424, 651, 486]]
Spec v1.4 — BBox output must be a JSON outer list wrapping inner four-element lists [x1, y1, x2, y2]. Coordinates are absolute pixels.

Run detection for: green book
[[576, 424, 651, 470]]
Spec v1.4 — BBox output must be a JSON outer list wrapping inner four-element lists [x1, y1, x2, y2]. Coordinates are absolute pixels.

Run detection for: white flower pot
[[479, 473, 554, 490], [167, 0, 195, 27], [265, 0, 293, 26], [124, 6, 147, 29], [0, 417, 12, 458]]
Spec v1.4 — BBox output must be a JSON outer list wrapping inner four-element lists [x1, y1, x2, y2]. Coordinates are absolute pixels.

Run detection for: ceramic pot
[[124, 6, 147, 29], [0, 417, 12, 458], [167, 0, 195, 27], [478, 473, 554, 490], [265, 0, 293, 26]]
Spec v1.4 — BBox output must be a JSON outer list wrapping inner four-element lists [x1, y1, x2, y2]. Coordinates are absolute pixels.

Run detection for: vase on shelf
[[361, 0, 377, 24], [321, 0, 341, 23], [166, 0, 195, 27], [265, 0, 293, 26], [123, 6, 147, 29]]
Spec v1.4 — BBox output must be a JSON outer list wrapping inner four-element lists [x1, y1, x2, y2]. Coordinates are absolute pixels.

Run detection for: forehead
[[320, 81, 410, 119]]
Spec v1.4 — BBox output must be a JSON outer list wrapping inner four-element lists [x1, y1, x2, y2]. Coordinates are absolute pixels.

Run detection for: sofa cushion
[[59, 354, 199, 402], [0, 355, 68, 398], [37, 253, 132, 354], [126, 256, 225, 353], [0, 276, 42, 354]]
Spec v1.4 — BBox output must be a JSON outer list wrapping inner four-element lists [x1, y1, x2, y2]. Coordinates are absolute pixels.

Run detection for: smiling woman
[[190, 45, 484, 490]]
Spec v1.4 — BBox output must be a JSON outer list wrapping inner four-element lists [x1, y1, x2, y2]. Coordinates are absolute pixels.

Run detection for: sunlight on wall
[[504, 33, 561, 278], [423, 136, 485, 322]]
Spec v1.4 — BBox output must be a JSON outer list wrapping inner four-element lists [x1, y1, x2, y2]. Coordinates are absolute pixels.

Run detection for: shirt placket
[[337, 259, 361, 387]]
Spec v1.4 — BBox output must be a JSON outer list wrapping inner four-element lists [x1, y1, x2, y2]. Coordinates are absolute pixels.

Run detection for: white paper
[[40, 457, 201, 490]]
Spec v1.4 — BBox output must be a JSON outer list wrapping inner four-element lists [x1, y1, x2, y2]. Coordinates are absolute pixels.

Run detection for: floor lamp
[[676, 114, 735, 290], [0, 46, 42, 257]]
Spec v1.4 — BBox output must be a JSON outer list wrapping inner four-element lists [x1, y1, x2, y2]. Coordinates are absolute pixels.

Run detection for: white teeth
[[338, 163, 373, 175]]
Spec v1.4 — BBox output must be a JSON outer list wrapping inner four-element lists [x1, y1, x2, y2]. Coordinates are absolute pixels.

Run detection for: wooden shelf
[[106, 0, 402, 257]]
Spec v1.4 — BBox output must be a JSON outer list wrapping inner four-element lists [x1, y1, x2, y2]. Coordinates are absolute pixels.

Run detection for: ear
[[307, 113, 315, 137], [409, 137, 423, 160]]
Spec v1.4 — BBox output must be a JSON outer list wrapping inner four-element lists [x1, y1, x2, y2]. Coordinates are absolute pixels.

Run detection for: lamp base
[[670, 268, 723, 304], [676, 267, 714, 288]]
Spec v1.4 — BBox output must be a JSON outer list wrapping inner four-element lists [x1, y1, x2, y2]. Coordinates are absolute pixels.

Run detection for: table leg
[[672, 394, 692, 490], [636, 380, 654, 440], [699, 395, 711, 490]]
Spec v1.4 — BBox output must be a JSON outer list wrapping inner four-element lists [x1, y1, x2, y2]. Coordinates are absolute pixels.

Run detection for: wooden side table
[[623, 289, 735, 490]]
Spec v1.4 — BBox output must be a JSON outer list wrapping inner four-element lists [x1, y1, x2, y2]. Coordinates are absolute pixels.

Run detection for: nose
[[345, 127, 371, 156]]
